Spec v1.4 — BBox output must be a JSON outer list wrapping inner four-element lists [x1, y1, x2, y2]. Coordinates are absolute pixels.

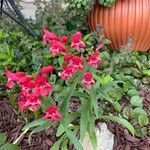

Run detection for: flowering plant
[[5, 29, 135, 150]]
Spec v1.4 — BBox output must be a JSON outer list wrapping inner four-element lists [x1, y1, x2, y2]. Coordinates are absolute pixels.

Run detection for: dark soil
[[0, 88, 149, 150]]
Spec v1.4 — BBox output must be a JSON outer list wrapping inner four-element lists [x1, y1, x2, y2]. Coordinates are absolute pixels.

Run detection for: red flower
[[38, 65, 53, 75], [81, 72, 95, 89], [61, 36, 69, 44], [19, 76, 35, 89], [71, 31, 86, 52], [59, 66, 74, 80], [64, 54, 72, 63], [49, 40, 67, 57], [42, 29, 60, 45], [87, 51, 102, 68], [96, 43, 104, 51], [18, 91, 41, 111], [44, 105, 61, 122], [34, 76, 53, 96], [69, 56, 83, 72], [5, 68, 26, 88]]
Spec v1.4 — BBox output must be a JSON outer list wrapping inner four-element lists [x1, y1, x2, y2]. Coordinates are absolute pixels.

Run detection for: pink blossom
[[34, 76, 53, 96], [87, 51, 102, 68], [64, 54, 72, 63], [81, 72, 95, 89], [49, 40, 67, 57], [38, 65, 53, 75], [59, 66, 74, 80], [18, 91, 41, 111], [5, 68, 26, 88], [44, 105, 61, 122], [42, 29, 60, 45], [71, 31, 86, 52], [96, 43, 104, 51], [61, 36, 69, 44], [68, 56, 83, 72]]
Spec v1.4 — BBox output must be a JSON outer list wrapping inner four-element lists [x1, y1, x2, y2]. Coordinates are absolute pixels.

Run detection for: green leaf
[[138, 115, 149, 127], [65, 128, 83, 150], [60, 77, 79, 115], [130, 96, 143, 107], [22, 119, 48, 130], [0, 133, 6, 146], [99, 115, 135, 135], [143, 69, 150, 76], [0, 144, 20, 150], [0, 53, 8, 59], [127, 89, 139, 97], [50, 135, 65, 150], [99, 75, 114, 86], [80, 98, 90, 141], [87, 113, 97, 150], [133, 108, 147, 119]]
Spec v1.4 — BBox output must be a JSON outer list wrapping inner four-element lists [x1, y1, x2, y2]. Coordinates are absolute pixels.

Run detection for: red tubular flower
[[81, 72, 95, 89], [64, 54, 72, 63], [44, 105, 61, 122], [34, 76, 53, 96], [38, 65, 53, 75], [61, 36, 69, 44], [59, 66, 74, 80], [96, 43, 104, 51], [5, 68, 26, 88], [42, 29, 60, 45], [49, 40, 67, 57], [18, 91, 41, 111], [87, 51, 102, 68], [68, 56, 83, 72], [71, 31, 86, 52]]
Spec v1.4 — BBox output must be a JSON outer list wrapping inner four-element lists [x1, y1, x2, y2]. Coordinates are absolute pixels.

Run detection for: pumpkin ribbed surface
[[88, 0, 150, 52]]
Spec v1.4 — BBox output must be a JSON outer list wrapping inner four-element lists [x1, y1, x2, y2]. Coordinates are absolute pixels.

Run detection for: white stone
[[82, 123, 114, 150]]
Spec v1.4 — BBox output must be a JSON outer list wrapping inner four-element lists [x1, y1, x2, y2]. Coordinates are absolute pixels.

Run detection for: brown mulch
[[0, 100, 56, 150], [0, 87, 149, 150]]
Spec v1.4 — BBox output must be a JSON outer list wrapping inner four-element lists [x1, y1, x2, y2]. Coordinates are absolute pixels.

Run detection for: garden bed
[[1, 87, 149, 150]]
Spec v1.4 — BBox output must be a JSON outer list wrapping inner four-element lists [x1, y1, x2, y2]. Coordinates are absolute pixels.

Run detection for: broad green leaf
[[138, 115, 149, 127], [0, 144, 20, 150], [127, 89, 139, 97], [0, 53, 8, 59], [99, 115, 135, 135], [22, 119, 48, 130], [80, 98, 90, 141], [130, 96, 143, 107], [0, 133, 6, 146], [143, 69, 150, 76], [99, 75, 114, 85], [133, 108, 147, 119]]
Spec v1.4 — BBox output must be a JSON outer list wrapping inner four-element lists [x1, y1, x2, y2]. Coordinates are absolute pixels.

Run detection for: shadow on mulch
[[0, 88, 149, 150]]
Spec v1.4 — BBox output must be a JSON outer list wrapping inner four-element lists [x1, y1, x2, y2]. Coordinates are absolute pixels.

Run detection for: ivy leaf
[[130, 96, 143, 107], [0, 144, 20, 150]]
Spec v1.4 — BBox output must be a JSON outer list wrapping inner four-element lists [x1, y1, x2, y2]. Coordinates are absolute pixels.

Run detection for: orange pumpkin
[[88, 0, 150, 52]]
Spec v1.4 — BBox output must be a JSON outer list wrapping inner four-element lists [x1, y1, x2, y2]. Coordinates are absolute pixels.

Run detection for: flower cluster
[[43, 29, 103, 89], [5, 30, 104, 122], [5, 66, 61, 122]]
